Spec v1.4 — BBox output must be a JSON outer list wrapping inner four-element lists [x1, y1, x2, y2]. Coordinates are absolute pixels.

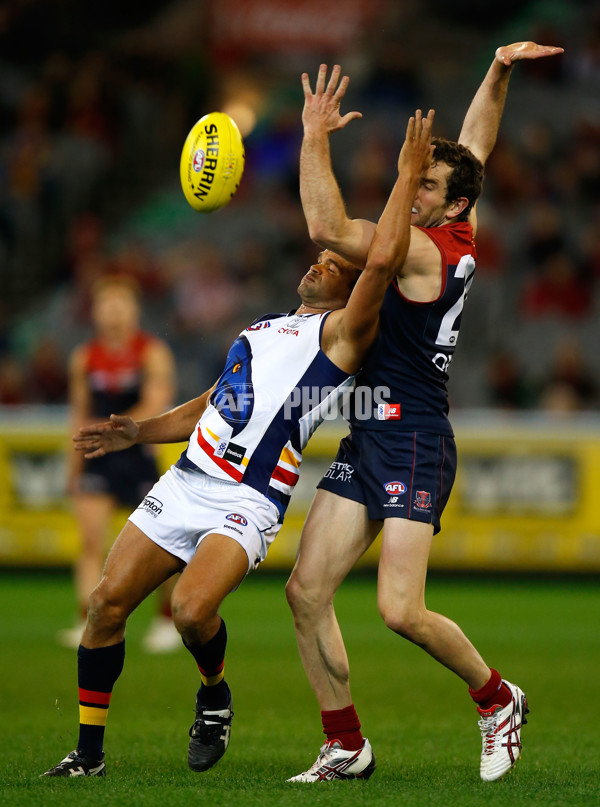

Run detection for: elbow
[[366, 251, 398, 279], [305, 215, 349, 251], [364, 256, 388, 275], [367, 235, 409, 279], [306, 221, 334, 248]]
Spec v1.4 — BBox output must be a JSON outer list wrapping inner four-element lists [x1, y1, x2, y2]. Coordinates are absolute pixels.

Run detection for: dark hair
[[431, 138, 484, 220]]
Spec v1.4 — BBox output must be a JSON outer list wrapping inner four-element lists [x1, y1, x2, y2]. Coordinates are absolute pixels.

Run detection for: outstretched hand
[[495, 41, 564, 67], [301, 64, 362, 136], [397, 109, 435, 175], [73, 414, 140, 459]]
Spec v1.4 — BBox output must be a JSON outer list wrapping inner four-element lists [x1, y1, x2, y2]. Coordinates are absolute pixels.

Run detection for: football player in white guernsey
[[286, 43, 563, 784], [41, 111, 435, 779]]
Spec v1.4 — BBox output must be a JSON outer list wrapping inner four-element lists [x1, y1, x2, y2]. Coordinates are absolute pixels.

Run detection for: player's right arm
[[459, 41, 564, 166], [300, 64, 376, 268], [74, 383, 216, 459], [458, 40, 563, 233]]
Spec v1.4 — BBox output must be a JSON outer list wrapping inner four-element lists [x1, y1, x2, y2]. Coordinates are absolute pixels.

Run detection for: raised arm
[[300, 64, 376, 267], [324, 110, 434, 372], [367, 110, 435, 278], [74, 384, 216, 459], [459, 41, 564, 166]]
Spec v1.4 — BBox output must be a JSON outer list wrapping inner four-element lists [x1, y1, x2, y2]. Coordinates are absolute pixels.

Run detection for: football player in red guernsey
[[286, 42, 563, 783], [58, 276, 178, 654]]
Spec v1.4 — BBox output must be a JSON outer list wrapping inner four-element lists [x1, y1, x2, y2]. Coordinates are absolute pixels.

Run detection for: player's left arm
[[458, 41, 564, 166], [325, 110, 434, 372], [126, 339, 177, 421]]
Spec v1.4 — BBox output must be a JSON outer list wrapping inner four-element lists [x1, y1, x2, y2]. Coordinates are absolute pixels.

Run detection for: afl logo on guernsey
[[226, 513, 248, 526], [383, 481, 407, 495], [246, 321, 271, 332]]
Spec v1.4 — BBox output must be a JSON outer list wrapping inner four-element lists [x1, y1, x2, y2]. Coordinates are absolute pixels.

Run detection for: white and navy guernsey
[[349, 221, 476, 437], [178, 311, 355, 521]]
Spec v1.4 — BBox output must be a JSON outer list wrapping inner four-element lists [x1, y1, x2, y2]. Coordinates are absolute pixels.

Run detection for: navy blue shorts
[[78, 445, 161, 509], [317, 428, 457, 534]]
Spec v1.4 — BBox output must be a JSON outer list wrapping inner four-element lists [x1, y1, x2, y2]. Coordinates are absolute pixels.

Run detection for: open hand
[[73, 414, 139, 459], [495, 41, 564, 67], [397, 109, 435, 175], [301, 64, 362, 136]]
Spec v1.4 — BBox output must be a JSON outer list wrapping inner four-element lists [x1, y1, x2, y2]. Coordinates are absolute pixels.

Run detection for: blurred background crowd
[[0, 0, 598, 412]]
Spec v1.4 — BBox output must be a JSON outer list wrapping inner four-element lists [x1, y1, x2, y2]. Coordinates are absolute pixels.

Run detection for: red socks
[[320, 674, 510, 751], [321, 704, 364, 751], [469, 668, 512, 711]]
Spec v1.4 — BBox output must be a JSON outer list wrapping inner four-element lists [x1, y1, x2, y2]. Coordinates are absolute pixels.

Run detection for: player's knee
[[284, 574, 302, 611], [171, 594, 217, 640], [87, 582, 128, 633], [379, 601, 425, 642], [285, 573, 328, 622]]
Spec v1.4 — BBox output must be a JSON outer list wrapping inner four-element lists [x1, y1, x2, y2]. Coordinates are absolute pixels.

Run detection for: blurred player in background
[[41, 109, 434, 778], [57, 276, 179, 653], [286, 42, 563, 784]]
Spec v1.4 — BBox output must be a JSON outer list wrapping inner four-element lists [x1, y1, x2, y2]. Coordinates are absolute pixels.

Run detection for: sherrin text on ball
[[180, 112, 245, 213]]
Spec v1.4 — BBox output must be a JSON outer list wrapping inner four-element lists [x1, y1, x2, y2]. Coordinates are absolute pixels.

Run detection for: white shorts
[[128, 465, 281, 572]]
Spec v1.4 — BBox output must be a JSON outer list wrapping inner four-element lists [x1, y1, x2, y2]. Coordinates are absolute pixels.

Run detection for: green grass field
[[0, 571, 598, 807]]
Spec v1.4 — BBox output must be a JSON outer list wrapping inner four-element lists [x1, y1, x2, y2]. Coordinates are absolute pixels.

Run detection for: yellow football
[[179, 112, 245, 213]]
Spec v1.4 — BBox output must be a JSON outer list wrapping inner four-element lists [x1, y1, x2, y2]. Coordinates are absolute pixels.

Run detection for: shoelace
[[190, 720, 223, 742], [478, 714, 500, 755], [56, 751, 101, 770], [66, 751, 93, 764], [189, 708, 231, 741], [306, 743, 338, 773]]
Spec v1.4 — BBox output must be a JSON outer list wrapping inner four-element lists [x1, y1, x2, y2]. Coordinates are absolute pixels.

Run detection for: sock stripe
[[200, 669, 225, 686], [79, 705, 110, 726], [79, 688, 112, 706], [198, 659, 225, 677], [79, 701, 109, 710], [198, 658, 225, 686]]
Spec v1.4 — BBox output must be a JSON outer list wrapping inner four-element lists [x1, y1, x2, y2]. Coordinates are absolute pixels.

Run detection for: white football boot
[[477, 679, 529, 781], [287, 738, 375, 782]]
